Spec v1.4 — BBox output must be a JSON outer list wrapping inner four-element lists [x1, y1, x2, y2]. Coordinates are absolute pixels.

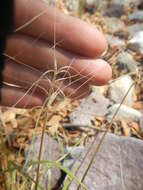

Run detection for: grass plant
[[0, 1, 141, 190]]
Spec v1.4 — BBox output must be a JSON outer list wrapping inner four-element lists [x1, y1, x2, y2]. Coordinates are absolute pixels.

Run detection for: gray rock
[[114, 30, 130, 39], [128, 11, 143, 21], [111, 0, 140, 6], [117, 52, 137, 72], [63, 146, 84, 169], [105, 34, 125, 47], [104, 4, 125, 18], [108, 75, 135, 106], [91, 85, 105, 95], [65, 0, 79, 12], [107, 104, 142, 122], [138, 0, 143, 9], [85, 0, 107, 12], [85, 2, 124, 17], [139, 117, 143, 132], [68, 133, 143, 190], [103, 17, 126, 34], [128, 23, 143, 35], [86, 0, 140, 11], [24, 134, 62, 189], [46, 0, 56, 6], [128, 31, 143, 54], [69, 92, 110, 126]]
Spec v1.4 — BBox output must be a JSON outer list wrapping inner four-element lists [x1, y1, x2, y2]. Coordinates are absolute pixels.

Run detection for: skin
[[2, 0, 112, 108]]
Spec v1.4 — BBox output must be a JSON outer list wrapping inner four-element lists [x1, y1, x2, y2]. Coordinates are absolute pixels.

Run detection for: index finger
[[15, 0, 106, 58]]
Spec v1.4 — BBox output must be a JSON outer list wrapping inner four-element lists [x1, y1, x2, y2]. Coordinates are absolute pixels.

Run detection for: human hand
[[3, 0, 112, 108]]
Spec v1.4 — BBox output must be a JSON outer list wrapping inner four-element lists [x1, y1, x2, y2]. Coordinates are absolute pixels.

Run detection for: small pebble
[[108, 75, 135, 106], [103, 17, 126, 34], [128, 23, 143, 35], [128, 11, 143, 21], [128, 31, 143, 54], [117, 52, 137, 72]]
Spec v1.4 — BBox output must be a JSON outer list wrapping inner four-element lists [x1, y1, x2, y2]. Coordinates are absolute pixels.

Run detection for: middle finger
[[6, 34, 112, 86]]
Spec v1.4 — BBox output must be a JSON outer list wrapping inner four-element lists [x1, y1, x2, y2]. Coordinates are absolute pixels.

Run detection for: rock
[[69, 92, 110, 126], [105, 34, 125, 47], [85, 0, 140, 11], [104, 4, 125, 18], [65, 0, 79, 12], [90, 85, 105, 95], [103, 17, 126, 34], [47, 0, 56, 6], [117, 52, 137, 72], [114, 30, 130, 39], [128, 23, 143, 35], [111, 0, 140, 6], [24, 134, 62, 189], [85, 0, 107, 12], [63, 146, 84, 169], [128, 11, 143, 21], [139, 117, 143, 132], [108, 75, 135, 106], [128, 31, 143, 54], [138, 0, 143, 9], [85, 1, 125, 16], [68, 133, 143, 190], [107, 104, 142, 122]]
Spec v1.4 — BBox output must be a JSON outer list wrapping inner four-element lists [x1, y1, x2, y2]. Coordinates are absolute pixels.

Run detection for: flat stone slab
[[68, 133, 143, 190], [24, 134, 62, 189]]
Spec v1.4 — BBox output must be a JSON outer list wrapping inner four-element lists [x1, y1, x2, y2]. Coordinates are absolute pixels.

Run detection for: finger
[[14, 0, 106, 58], [0, 85, 43, 108], [6, 34, 112, 85], [2, 58, 90, 101], [3, 59, 51, 96], [2, 62, 90, 105]]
